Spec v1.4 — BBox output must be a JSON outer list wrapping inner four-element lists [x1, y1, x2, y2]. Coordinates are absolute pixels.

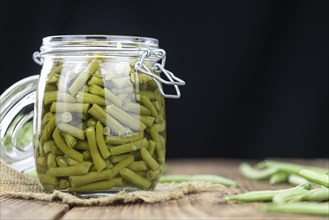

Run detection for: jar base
[[66, 186, 145, 198]]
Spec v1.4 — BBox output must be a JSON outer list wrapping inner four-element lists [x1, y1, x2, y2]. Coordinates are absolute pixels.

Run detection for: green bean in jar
[[35, 56, 167, 192]]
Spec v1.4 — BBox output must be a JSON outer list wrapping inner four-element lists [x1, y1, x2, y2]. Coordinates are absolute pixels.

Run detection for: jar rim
[[41, 35, 159, 55]]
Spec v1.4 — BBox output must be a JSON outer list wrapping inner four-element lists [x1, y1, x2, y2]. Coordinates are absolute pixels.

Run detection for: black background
[[1, 0, 328, 158]]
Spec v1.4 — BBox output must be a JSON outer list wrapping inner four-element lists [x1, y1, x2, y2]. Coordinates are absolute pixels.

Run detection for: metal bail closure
[[0, 75, 39, 172], [33, 51, 43, 66], [135, 49, 185, 99]]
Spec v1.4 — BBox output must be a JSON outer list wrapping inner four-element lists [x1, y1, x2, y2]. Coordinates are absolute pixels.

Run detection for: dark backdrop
[[1, 0, 328, 158]]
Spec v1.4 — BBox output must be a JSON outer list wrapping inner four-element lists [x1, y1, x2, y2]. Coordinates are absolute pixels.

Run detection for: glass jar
[[0, 35, 185, 194]]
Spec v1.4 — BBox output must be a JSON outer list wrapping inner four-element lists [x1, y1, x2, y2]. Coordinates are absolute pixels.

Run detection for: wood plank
[[0, 197, 69, 220], [61, 159, 328, 220]]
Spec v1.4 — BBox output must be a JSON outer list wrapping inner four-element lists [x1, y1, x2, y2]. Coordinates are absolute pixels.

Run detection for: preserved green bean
[[36, 56, 167, 193]]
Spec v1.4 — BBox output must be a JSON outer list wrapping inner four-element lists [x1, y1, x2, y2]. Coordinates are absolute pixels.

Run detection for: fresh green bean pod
[[225, 184, 311, 202], [263, 160, 328, 175], [288, 174, 310, 186], [265, 202, 329, 216], [299, 169, 329, 187], [240, 163, 279, 180], [303, 188, 329, 201], [160, 174, 237, 187], [269, 172, 288, 185]]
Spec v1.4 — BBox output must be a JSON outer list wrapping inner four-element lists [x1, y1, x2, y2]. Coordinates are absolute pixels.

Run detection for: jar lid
[[0, 75, 39, 173]]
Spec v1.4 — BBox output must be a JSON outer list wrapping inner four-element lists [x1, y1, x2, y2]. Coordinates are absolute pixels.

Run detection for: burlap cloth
[[0, 160, 222, 206]]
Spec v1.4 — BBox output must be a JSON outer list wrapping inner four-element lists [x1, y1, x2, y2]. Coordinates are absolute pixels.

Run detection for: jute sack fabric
[[0, 160, 222, 206]]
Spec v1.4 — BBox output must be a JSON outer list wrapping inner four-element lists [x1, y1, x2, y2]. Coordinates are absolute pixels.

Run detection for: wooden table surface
[[1, 159, 328, 220]]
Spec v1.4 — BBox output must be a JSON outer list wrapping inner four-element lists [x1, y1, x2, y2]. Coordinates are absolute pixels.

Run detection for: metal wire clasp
[[33, 51, 43, 65], [135, 49, 185, 99]]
